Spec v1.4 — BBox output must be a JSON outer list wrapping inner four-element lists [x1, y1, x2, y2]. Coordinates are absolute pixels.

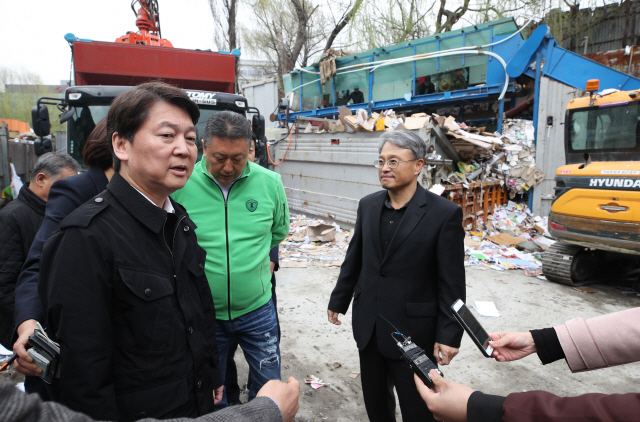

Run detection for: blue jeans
[[215, 298, 280, 407]]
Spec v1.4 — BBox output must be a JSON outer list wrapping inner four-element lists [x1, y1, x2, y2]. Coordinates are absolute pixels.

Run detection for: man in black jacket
[[417, 76, 436, 95], [327, 130, 466, 422], [13, 119, 112, 402], [347, 87, 365, 104], [39, 82, 223, 421], [0, 152, 79, 349]]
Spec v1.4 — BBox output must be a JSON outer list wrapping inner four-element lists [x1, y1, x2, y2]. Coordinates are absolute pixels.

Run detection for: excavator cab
[[542, 80, 640, 289]]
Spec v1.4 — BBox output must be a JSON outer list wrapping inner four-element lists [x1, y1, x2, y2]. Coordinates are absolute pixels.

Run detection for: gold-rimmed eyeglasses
[[374, 159, 418, 169]]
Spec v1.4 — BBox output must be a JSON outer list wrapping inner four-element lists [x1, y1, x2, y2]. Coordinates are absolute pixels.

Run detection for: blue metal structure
[[277, 21, 640, 129]]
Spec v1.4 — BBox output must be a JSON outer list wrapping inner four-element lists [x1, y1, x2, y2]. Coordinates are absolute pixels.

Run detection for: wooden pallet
[[442, 180, 508, 230]]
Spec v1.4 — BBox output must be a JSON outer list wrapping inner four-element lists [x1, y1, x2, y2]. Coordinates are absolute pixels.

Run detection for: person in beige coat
[[417, 307, 640, 422]]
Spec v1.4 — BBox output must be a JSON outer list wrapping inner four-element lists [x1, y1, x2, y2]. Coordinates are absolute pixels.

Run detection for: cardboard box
[[307, 224, 336, 242], [356, 110, 374, 131], [338, 106, 356, 132], [356, 108, 368, 123], [403, 116, 430, 130], [488, 233, 526, 246], [444, 116, 460, 131], [432, 113, 446, 126], [464, 237, 481, 248], [384, 115, 398, 128], [344, 116, 361, 131]]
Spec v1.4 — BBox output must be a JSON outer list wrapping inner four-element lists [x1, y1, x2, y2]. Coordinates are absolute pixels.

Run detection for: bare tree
[[209, 0, 240, 91], [322, 0, 364, 54], [350, 1, 435, 50], [435, 0, 471, 33], [244, 0, 362, 96], [286, 0, 316, 73], [467, 0, 539, 24]]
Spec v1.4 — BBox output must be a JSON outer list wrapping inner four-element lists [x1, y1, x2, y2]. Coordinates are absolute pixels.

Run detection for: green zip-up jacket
[[172, 160, 289, 320]]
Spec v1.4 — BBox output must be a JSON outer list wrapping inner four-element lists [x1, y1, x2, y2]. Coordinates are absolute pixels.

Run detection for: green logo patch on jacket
[[246, 199, 258, 212]]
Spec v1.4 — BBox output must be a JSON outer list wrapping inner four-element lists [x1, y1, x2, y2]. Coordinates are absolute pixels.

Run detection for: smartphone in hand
[[451, 299, 494, 357]]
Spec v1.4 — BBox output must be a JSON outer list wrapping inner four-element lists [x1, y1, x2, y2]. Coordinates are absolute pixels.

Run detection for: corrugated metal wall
[[557, 7, 640, 54], [242, 79, 279, 128], [271, 129, 431, 226], [532, 78, 582, 217]]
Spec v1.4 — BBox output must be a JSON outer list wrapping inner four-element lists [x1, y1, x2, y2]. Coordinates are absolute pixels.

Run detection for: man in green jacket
[[172, 111, 289, 407]]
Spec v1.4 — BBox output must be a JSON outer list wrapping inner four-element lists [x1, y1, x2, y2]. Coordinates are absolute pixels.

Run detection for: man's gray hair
[[202, 111, 252, 148], [30, 152, 80, 182], [378, 130, 427, 160]]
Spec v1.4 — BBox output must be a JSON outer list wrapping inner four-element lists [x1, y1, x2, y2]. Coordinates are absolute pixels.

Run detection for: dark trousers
[[359, 331, 437, 422], [225, 274, 279, 403], [24, 375, 60, 402]]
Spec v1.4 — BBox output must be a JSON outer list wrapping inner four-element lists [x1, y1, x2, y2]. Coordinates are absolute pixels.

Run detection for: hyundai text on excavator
[[541, 79, 640, 290], [31, 0, 266, 165]]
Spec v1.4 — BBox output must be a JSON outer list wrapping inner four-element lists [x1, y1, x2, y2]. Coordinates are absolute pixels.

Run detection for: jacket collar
[[198, 159, 252, 183], [382, 184, 427, 264], [86, 167, 109, 193], [371, 183, 427, 264], [106, 172, 187, 234], [17, 185, 46, 216]]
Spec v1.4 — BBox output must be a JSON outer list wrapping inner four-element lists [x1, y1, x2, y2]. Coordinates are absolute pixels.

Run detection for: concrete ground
[[235, 264, 640, 422], [3, 265, 639, 421]]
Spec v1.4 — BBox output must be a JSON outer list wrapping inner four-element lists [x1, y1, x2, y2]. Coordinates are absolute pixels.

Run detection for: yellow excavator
[[542, 79, 640, 290]]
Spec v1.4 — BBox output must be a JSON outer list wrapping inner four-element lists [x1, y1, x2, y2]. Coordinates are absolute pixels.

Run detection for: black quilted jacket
[[0, 185, 45, 349]]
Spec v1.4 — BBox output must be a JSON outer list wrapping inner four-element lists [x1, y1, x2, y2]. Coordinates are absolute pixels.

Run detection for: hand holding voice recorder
[[380, 315, 443, 388]]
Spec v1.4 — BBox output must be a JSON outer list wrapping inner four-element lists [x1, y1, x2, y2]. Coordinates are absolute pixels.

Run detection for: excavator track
[[541, 242, 586, 286]]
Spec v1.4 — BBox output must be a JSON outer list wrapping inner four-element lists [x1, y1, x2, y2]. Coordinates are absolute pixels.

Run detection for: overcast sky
[[1, 0, 234, 85]]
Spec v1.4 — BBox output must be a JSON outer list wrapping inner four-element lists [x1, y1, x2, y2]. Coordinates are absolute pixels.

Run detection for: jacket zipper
[[162, 214, 186, 259], [211, 182, 235, 321], [224, 186, 235, 321]]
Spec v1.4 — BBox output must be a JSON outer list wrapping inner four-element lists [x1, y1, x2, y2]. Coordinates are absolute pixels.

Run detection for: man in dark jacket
[[417, 76, 436, 95], [0, 152, 79, 349], [327, 130, 465, 422], [39, 82, 223, 421], [13, 119, 112, 401], [347, 87, 365, 104]]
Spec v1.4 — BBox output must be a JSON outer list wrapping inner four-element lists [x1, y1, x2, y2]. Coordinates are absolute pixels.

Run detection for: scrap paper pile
[[279, 214, 351, 269], [440, 118, 544, 199], [305, 374, 330, 389], [301, 107, 434, 134], [464, 201, 555, 272]]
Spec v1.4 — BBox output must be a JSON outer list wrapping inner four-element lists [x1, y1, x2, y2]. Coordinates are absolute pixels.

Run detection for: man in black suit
[[327, 130, 465, 422]]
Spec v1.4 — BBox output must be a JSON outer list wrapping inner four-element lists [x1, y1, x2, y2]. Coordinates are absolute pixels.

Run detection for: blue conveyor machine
[[277, 18, 640, 132]]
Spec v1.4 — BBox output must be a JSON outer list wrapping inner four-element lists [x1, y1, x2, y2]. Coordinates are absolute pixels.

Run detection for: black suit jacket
[[13, 167, 108, 336], [328, 184, 466, 359]]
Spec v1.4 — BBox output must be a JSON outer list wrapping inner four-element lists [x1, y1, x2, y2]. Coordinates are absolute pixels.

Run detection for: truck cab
[[32, 86, 263, 169]]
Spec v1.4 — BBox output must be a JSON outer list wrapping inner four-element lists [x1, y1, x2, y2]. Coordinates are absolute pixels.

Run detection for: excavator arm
[[117, 0, 172, 47]]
